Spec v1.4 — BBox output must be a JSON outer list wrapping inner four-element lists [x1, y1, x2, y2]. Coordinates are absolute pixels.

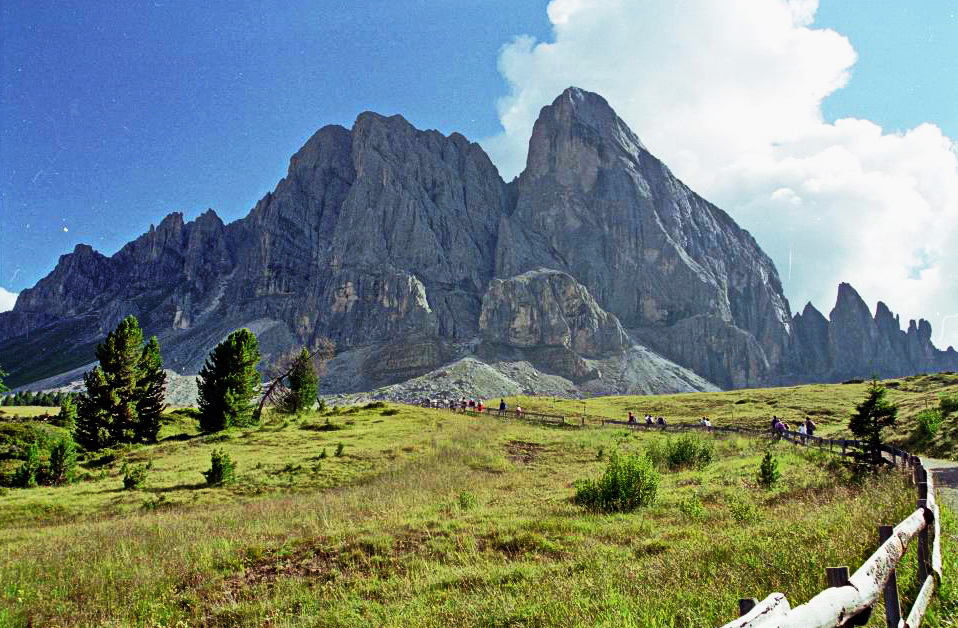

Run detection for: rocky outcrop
[[478, 269, 628, 381], [2, 87, 956, 393]]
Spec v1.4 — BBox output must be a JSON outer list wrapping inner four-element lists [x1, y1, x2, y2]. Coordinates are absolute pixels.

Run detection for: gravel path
[[921, 457, 958, 513]]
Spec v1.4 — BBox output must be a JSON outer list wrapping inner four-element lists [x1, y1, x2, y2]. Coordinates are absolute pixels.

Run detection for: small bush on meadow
[[381, 408, 400, 416], [915, 408, 943, 442], [573, 451, 659, 512], [728, 492, 759, 523], [121, 461, 151, 490], [457, 490, 477, 511], [678, 494, 706, 521], [335, 443, 345, 457], [939, 394, 958, 417], [202, 448, 236, 486], [647, 434, 715, 471]]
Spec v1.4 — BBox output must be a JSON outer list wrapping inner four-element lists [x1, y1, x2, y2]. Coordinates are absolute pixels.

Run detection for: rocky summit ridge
[[2, 87, 956, 396]]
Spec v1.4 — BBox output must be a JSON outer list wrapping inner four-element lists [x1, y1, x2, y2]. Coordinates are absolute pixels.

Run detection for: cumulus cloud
[[484, 0, 958, 348], [0, 287, 18, 312]]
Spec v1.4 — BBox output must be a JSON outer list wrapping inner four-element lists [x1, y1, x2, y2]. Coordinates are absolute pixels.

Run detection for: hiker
[[656, 416, 666, 426], [477, 400, 484, 413], [804, 417, 816, 437], [798, 421, 807, 443], [460, 397, 467, 412], [627, 411, 637, 424], [701, 416, 711, 427], [498, 399, 506, 416], [645, 414, 653, 426], [516, 405, 523, 418], [448, 399, 456, 411]]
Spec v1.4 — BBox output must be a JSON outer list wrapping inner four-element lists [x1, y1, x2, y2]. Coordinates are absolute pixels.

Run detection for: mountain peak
[[524, 87, 646, 184]]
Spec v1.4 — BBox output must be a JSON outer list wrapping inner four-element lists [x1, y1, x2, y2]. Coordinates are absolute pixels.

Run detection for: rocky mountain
[[789, 283, 958, 383], [2, 87, 956, 395]]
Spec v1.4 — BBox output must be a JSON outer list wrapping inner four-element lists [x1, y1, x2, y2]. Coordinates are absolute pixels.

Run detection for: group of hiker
[[626, 411, 668, 426], [772, 415, 817, 438], [429, 397, 521, 417]]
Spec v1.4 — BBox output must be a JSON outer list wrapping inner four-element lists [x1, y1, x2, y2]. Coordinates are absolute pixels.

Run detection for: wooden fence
[[723, 461, 941, 628]]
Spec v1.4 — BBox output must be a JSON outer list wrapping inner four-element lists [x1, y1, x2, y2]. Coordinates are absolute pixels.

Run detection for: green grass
[[0, 401, 936, 627], [0, 405, 60, 419]]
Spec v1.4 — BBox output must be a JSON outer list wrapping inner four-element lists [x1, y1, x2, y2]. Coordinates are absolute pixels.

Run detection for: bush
[[939, 394, 958, 417], [573, 451, 659, 512], [121, 461, 151, 490], [381, 408, 400, 416], [650, 434, 715, 470], [757, 451, 780, 489], [335, 443, 345, 457], [457, 490, 477, 511], [679, 495, 706, 520], [728, 493, 760, 523], [202, 448, 237, 486], [915, 409, 944, 442]]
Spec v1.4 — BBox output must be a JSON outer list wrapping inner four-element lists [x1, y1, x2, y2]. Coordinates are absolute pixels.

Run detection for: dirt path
[[921, 457, 958, 513]]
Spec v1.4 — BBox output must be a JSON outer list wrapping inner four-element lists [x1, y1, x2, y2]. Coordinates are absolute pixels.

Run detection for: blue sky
[[2, 1, 958, 345]]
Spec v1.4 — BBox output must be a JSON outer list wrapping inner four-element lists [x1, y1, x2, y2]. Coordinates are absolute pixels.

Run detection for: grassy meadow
[[0, 387, 951, 627], [505, 372, 958, 457]]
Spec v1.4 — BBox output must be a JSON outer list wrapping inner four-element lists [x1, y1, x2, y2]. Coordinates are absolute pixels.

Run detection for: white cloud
[[485, 0, 958, 348], [0, 287, 18, 313]]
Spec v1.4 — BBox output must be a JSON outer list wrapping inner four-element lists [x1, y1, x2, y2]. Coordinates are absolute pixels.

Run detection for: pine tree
[[75, 366, 114, 450], [136, 336, 167, 443], [849, 378, 898, 466], [281, 348, 319, 414], [47, 439, 77, 486], [55, 396, 78, 431], [197, 329, 261, 432], [74, 316, 168, 450]]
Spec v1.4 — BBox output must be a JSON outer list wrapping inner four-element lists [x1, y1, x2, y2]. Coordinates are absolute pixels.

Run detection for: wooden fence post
[[738, 598, 757, 617], [918, 498, 930, 584], [879, 525, 902, 628], [826, 566, 849, 588]]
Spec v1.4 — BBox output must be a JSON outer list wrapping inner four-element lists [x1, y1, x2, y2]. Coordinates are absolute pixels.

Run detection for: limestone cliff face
[[2, 87, 956, 391], [497, 88, 791, 387]]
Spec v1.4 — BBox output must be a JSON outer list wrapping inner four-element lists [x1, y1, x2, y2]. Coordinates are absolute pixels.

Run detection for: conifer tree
[[74, 316, 167, 450], [75, 366, 114, 450], [55, 396, 78, 431], [849, 378, 898, 466], [136, 336, 167, 442], [281, 348, 319, 414], [197, 329, 261, 432]]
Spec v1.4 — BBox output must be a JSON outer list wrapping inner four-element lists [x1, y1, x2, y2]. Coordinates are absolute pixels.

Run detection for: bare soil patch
[[505, 440, 545, 464]]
